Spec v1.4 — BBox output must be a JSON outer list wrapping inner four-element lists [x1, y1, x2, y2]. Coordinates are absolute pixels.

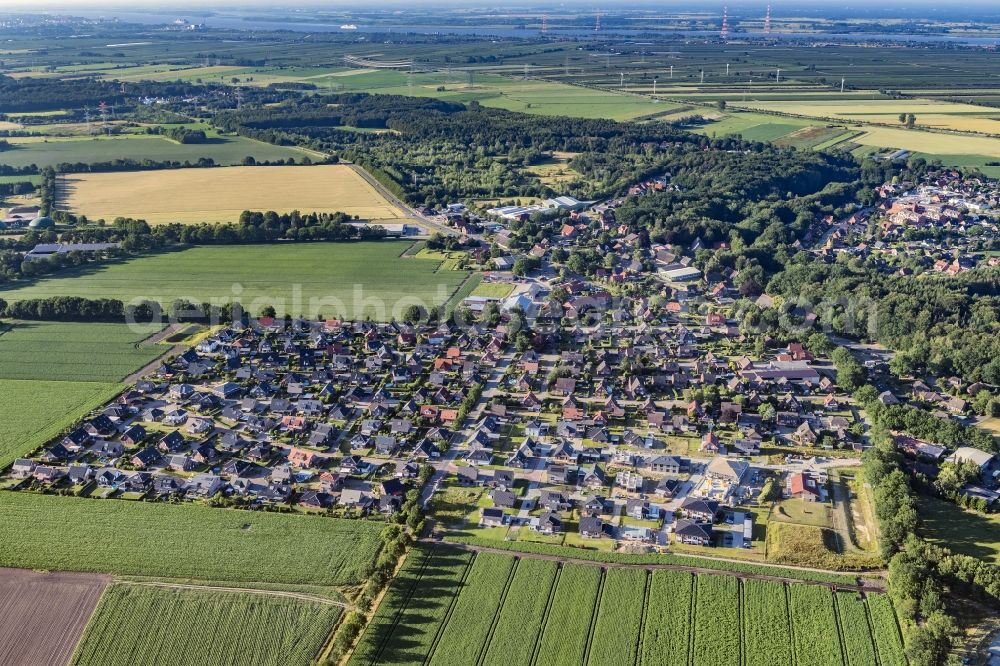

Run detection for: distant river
[[58, 9, 1000, 46]]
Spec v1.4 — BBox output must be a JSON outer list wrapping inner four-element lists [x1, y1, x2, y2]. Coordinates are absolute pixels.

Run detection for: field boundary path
[[426, 539, 886, 592], [118, 580, 350, 607], [121, 324, 186, 384]]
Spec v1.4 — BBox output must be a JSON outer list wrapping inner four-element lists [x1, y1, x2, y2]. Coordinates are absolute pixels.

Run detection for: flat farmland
[[0, 321, 166, 467], [0, 379, 123, 468], [349, 546, 905, 666], [57, 165, 404, 224], [71, 584, 341, 666], [331, 70, 667, 120], [0, 321, 165, 382], [0, 242, 467, 319], [0, 134, 307, 169], [0, 568, 109, 666], [0, 492, 384, 586], [852, 126, 1000, 159]]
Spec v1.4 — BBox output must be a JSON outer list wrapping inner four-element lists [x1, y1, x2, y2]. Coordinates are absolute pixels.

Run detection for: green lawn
[[918, 496, 1000, 564], [0, 242, 468, 319], [0, 320, 166, 466], [0, 134, 307, 168], [0, 492, 383, 585], [469, 281, 514, 299], [71, 584, 340, 666]]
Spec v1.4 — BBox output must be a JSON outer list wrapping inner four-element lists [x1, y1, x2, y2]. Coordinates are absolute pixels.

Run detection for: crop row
[[639, 570, 693, 666], [481, 558, 559, 666], [586, 568, 647, 666], [72, 584, 339, 666], [363, 547, 473, 666], [867, 593, 908, 666], [428, 553, 516, 666], [836, 591, 878, 666], [789, 585, 844, 666], [357, 546, 906, 666], [531, 562, 602, 666], [346, 546, 436, 666], [693, 574, 741, 665], [742, 579, 793, 666]]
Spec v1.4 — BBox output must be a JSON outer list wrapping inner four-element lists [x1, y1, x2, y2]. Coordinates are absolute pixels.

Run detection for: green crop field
[[481, 558, 558, 666], [0, 321, 166, 467], [789, 585, 844, 666], [586, 568, 646, 666], [640, 570, 693, 666], [348, 545, 473, 666], [0, 492, 383, 585], [0, 321, 164, 382], [534, 561, 602, 666], [0, 379, 123, 468], [742, 579, 793, 666], [71, 584, 340, 666], [0, 242, 469, 319], [351, 546, 904, 666], [317, 70, 667, 120], [428, 552, 514, 666], [0, 134, 307, 168]]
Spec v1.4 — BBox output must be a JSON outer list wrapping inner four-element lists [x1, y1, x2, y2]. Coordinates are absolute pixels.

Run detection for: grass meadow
[[0, 242, 468, 319], [0, 492, 384, 585], [918, 496, 1000, 564], [71, 584, 341, 666], [58, 165, 404, 224]]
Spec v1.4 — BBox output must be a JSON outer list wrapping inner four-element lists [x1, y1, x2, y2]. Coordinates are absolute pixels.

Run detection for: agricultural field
[[0, 568, 109, 666], [0, 134, 308, 169], [0, 379, 123, 468], [0, 491, 383, 585], [57, 165, 405, 224], [71, 584, 341, 666], [640, 570, 693, 666], [0, 321, 166, 467], [0, 241, 468, 319], [586, 568, 646, 666], [480, 558, 558, 666], [730, 98, 1000, 134], [789, 585, 845, 666], [350, 545, 905, 666], [325, 70, 668, 121], [0, 321, 164, 383], [918, 496, 1000, 564]]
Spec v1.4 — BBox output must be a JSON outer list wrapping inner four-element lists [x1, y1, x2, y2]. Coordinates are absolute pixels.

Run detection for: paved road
[[345, 163, 458, 237], [420, 351, 515, 508]]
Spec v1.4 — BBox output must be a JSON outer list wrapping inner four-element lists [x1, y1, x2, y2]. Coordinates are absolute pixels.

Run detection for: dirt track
[[0, 568, 110, 666], [431, 540, 886, 592]]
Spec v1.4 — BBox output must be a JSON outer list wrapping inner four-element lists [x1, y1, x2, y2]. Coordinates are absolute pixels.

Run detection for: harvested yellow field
[[732, 98, 1000, 134], [58, 165, 405, 224], [853, 126, 1000, 158]]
